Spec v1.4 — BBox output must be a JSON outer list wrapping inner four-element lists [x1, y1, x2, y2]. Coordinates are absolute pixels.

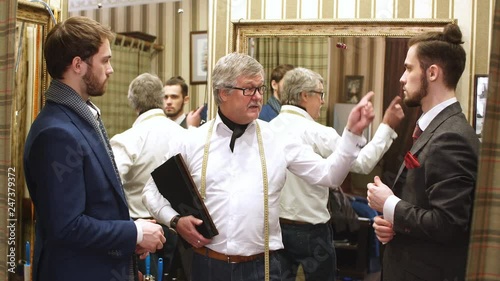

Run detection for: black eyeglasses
[[224, 85, 267, 96], [310, 90, 325, 100]]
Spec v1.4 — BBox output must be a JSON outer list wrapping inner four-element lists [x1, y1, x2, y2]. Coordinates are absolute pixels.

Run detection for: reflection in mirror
[[249, 36, 388, 127], [12, 1, 58, 278], [232, 19, 454, 126], [231, 19, 454, 195]]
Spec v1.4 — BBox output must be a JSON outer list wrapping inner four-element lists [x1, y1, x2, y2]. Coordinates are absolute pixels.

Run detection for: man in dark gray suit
[[366, 23, 479, 281]]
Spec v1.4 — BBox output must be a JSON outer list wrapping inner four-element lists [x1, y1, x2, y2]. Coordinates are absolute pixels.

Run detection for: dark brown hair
[[165, 76, 188, 97], [44, 16, 114, 79], [408, 24, 466, 89], [270, 64, 295, 85]]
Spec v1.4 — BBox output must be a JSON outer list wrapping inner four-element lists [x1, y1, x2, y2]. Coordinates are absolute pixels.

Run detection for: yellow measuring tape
[[201, 120, 270, 280]]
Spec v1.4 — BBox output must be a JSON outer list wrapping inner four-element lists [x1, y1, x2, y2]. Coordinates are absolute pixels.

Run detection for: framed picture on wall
[[344, 75, 364, 103], [474, 74, 488, 139], [190, 31, 208, 84]]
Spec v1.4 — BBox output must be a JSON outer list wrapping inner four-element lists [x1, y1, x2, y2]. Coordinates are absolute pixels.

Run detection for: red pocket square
[[404, 151, 420, 169]]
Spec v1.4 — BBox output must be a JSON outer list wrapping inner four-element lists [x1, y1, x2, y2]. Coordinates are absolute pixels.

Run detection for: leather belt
[[279, 218, 310, 225], [193, 247, 272, 263]]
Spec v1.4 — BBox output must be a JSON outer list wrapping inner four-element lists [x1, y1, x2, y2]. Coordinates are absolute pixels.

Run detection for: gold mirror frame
[[17, 0, 57, 102], [231, 18, 456, 54], [13, 1, 59, 275]]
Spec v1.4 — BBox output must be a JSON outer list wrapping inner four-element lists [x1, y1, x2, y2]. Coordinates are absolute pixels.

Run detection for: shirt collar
[[280, 105, 314, 121], [133, 108, 166, 126], [172, 113, 187, 125], [215, 112, 256, 133], [86, 100, 100, 119], [417, 97, 457, 131]]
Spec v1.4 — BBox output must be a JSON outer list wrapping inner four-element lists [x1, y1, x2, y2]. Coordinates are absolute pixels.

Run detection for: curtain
[[92, 38, 154, 138], [254, 37, 329, 124], [380, 38, 419, 187], [0, 0, 17, 279], [467, 0, 500, 279]]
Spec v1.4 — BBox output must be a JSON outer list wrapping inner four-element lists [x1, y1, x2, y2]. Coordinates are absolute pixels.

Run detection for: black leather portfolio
[[151, 153, 218, 239]]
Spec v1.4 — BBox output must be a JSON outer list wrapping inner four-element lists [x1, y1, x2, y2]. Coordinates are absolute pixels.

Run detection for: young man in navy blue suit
[[23, 16, 166, 281]]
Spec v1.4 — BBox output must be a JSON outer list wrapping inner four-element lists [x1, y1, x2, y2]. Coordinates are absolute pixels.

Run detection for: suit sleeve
[[25, 126, 137, 254]]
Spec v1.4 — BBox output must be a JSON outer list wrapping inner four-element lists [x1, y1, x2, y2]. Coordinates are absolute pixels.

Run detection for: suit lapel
[[61, 106, 129, 208], [392, 102, 463, 189]]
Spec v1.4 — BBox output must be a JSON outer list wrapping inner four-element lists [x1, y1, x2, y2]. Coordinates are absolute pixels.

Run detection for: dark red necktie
[[412, 124, 423, 142]]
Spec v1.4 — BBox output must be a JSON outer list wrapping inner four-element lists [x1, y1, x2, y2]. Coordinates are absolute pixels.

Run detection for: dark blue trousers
[[278, 222, 336, 281]]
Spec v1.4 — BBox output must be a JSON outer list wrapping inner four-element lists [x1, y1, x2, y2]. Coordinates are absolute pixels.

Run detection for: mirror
[[12, 1, 58, 277], [231, 19, 455, 126], [231, 19, 455, 195]]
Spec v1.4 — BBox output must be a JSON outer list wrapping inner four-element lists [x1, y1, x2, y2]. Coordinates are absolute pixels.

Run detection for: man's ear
[[427, 64, 439, 82], [71, 56, 85, 75], [218, 89, 229, 102], [271, 80, 279, 91], [300, 91, 309, 102], [183, 95, 190, 104]]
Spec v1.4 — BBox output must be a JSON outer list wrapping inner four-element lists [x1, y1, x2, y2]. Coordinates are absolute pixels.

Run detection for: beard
[[83, 68, 107, 97], [404, 73, 428, 108], [165, 105, 184, 118]]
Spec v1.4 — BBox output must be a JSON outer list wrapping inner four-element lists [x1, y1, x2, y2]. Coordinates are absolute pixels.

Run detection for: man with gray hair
[[269, 67, 404, 280], [111, 73, 185, 278], [143, 53, 376, 280]]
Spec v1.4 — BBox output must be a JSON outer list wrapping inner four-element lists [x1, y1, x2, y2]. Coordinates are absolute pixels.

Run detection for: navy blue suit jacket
[[24, 101, 137, 281]]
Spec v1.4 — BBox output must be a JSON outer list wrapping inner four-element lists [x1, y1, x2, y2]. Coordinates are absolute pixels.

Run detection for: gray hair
[[211, 52, 265, 105], [281, 67, 324, 106], [127, 73, 164, 114]]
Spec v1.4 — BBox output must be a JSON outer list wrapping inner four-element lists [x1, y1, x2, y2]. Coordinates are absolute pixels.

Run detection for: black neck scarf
[[218, 108, 249, 152]]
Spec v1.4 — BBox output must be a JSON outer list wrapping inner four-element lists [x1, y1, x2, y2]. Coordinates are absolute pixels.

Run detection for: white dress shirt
[[270, 105, 396, 224], [172, 113, 186, 125], [383, 98, 458, 224], [110, 108, 185, 219], [143, 113, 365, 256]]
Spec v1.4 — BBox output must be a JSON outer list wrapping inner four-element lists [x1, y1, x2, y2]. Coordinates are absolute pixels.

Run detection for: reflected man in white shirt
[[110, 73, 185, 278], [163, 76, 204, 128], [270, 67, 404, 281]]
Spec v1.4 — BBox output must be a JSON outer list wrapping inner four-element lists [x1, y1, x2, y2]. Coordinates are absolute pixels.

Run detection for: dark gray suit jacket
[[383, 102, 480, 281]]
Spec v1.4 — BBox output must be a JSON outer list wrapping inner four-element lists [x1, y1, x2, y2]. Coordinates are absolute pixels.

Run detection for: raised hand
[[346, 91, 375, 135], [186, 104, 205, 127], [366, 176, 394, 213], [382, 96, 404, 130]]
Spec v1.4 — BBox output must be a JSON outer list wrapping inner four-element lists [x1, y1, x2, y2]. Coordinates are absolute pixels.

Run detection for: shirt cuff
[[376, 123, 398, 140], [133, 221, 144, 244], [383, 195, 401, 224], [342, 127, 367, 150]]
